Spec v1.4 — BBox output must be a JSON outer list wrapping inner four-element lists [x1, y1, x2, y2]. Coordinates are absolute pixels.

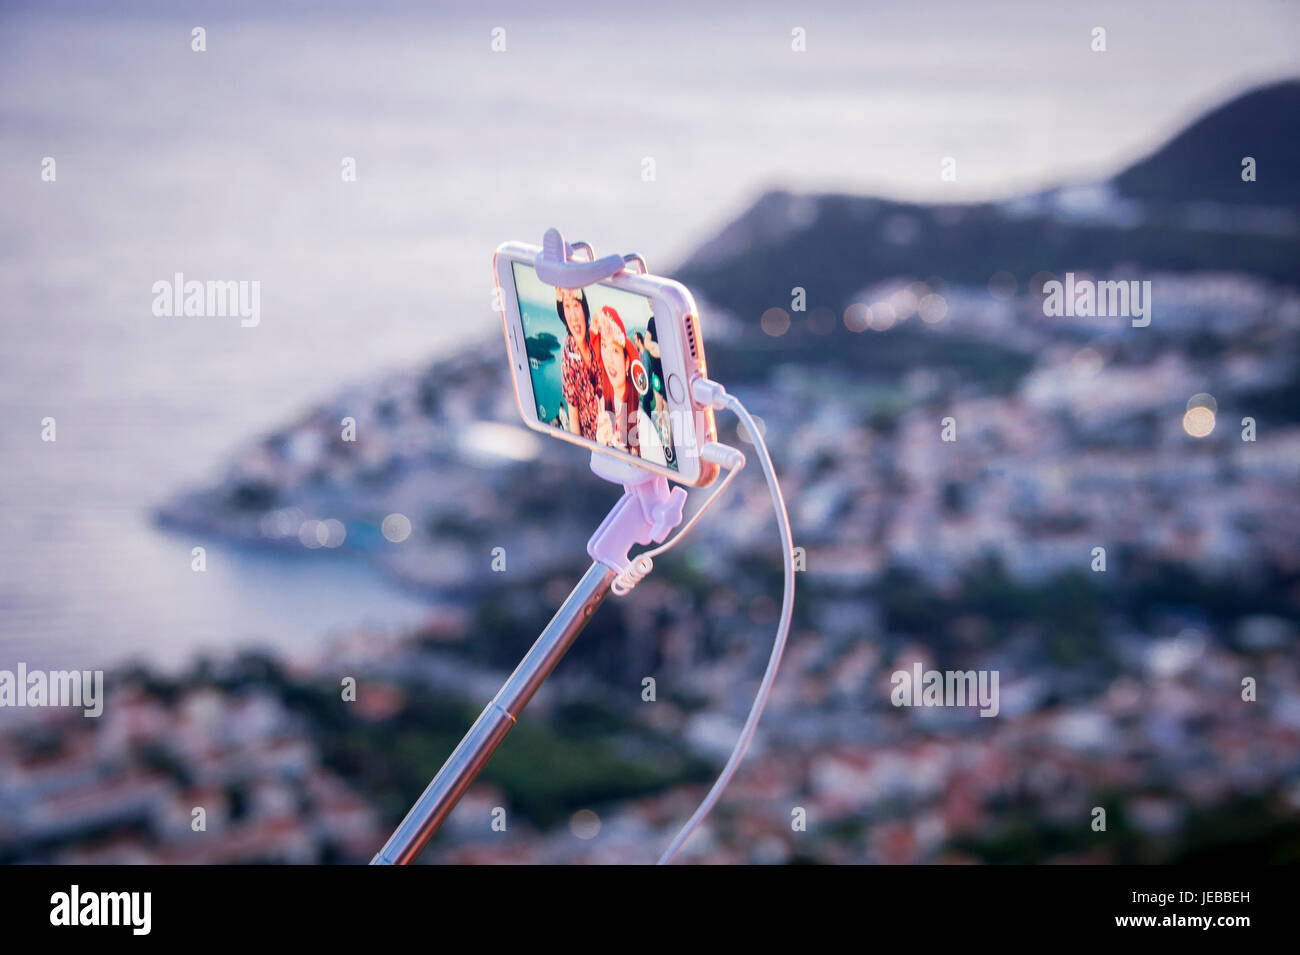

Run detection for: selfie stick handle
[[370, 560, 614, 864], [371, 454, 685, 865]]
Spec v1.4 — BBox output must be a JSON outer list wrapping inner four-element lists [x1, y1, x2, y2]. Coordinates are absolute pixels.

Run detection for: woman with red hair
[[589, 304, 667, 465]]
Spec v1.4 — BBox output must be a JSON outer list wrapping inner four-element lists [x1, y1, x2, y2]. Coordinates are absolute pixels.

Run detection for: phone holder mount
[[533, 225, 647, 286], [534, 227, 688, 573], [588, 453, 688, 573], [373, 229, 691, 864]]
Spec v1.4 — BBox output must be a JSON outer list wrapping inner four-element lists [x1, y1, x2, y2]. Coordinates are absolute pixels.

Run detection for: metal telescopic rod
[[371, 561, 616, 865]]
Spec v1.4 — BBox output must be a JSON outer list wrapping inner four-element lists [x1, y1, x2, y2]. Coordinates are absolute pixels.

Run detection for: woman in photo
[[589, 305, 667, 466], [556, 287, 602, 440]]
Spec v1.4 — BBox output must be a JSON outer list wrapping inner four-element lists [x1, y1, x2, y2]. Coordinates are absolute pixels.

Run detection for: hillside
[[1114, 80, 1300, 206], [675, 81, 1300, 383]]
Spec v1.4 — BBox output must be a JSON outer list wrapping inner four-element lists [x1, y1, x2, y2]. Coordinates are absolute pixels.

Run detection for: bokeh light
[[321, 518, 346, 548], [870, 301, 897, 331], [918, 293, 948, 324], [569, 809, 601, 840], [382, 513, 412, 543], [760, 307, 791, 337], [298, 520, 323, 549], [1182, 406, 1216, 438], [843, 303, 870, 332]]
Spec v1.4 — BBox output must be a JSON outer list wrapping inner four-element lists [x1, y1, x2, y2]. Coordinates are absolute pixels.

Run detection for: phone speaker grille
[[684, 315, 698, 360]]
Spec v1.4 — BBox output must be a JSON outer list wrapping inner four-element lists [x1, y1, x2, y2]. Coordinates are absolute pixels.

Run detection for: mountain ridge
[[674, 80, 1300, 341]]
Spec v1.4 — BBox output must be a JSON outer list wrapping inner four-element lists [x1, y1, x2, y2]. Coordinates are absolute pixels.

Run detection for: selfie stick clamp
[[372, 234, 683, 865], [587, 454, 688, 574], [533, 226, 648, 286]]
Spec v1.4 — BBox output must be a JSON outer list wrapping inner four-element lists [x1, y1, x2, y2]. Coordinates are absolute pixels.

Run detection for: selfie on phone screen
[[510, 262, 677, 469]]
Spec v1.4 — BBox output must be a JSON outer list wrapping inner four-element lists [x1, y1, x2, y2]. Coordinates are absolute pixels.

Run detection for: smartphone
[[493, 241, 719, 488]]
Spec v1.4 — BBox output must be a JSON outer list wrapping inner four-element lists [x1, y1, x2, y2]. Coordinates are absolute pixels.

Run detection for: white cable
[[655, 387, 796, 865]]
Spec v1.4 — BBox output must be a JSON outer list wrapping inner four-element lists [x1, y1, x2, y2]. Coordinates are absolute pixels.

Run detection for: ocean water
[[515, 268, 568, 423], [1, 1, 1296, 672]]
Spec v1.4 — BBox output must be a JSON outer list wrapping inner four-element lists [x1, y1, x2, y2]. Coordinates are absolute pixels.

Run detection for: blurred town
[[3, 82, 1299, 865]]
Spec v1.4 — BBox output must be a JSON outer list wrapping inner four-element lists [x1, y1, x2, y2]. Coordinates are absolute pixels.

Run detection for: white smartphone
[[493, 241, 719, 488]]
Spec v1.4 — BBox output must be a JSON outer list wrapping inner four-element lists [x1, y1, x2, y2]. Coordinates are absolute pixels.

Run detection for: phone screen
[[510, 261, 678, 470]]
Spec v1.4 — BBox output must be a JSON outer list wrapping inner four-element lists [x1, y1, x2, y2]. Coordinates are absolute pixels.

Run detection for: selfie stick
[[372, 233, 688, 865], [375, 231, 793, 866], [372, 457, 687, 864]]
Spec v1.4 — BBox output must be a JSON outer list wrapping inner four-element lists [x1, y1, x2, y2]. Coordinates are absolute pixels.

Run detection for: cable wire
[[656, 391, 796, 864]]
